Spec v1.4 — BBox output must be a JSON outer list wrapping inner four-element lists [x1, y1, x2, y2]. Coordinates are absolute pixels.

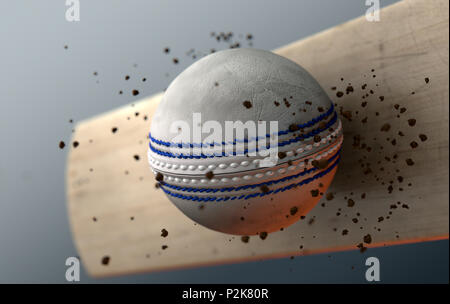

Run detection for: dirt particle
[[59, 141, 65, 149], [405, 158, 415, 166], [425, 77, 430, 84], [260, 185, 269, 194], [326, 192, 334, 201], [342, 111, 352, 121], [290, 206, 298, 216], [419, 134, 428, 142], [357, 243, 367, 253], [310, 189, 319, 197], [379, 96, 384, 101], [205, 171, 214, 180], [133, 154, 140, 161], [132, 89, 140, 96], [289, 124, 299, 132], [241, 236, 250, 243], [336, 91, 344, 98], [259, 232, 268, 240], [172, 58, 179, 64], [380, 123, 391, 132], [155, 172, 164, 182], [312, 159, 328, 169], [342, 229, 349, 236], [164, 47, 170, 54], [125, 75, 130, 80], [347, 199, 355, 207], [162, 245, 168, 250], [407, 119, 416, 127], [161, 229, 168, 238], [101, 256, 110, 266], [243, 100, 252, 109], [364, 234, 372, 244], [410, 141, 418, 148], [278, 151, 287, 159], [72, 141, 79, 148]]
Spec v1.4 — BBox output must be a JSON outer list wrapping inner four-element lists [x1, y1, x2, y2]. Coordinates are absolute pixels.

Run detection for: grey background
[[0, 0, 447, 283]]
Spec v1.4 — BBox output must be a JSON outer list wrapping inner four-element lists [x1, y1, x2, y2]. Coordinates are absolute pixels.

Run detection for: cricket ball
[[148, 48, 343, 235]]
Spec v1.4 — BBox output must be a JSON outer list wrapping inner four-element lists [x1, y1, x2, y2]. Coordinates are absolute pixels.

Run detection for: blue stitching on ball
[[149, 104, 335, 148], [160, 149, 341, 193], [159, 156, 340, 202], [149, 112, 338, 159]]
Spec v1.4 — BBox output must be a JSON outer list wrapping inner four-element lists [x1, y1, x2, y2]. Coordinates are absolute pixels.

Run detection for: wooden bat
[[67, 0, 449, 277]]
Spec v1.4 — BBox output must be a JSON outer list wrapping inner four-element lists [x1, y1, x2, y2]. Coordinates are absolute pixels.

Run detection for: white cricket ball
[[148, 48, 343, 235]]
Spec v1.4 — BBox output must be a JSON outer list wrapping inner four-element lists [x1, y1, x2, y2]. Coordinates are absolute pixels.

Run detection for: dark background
[[0, 0, 447, 283]]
